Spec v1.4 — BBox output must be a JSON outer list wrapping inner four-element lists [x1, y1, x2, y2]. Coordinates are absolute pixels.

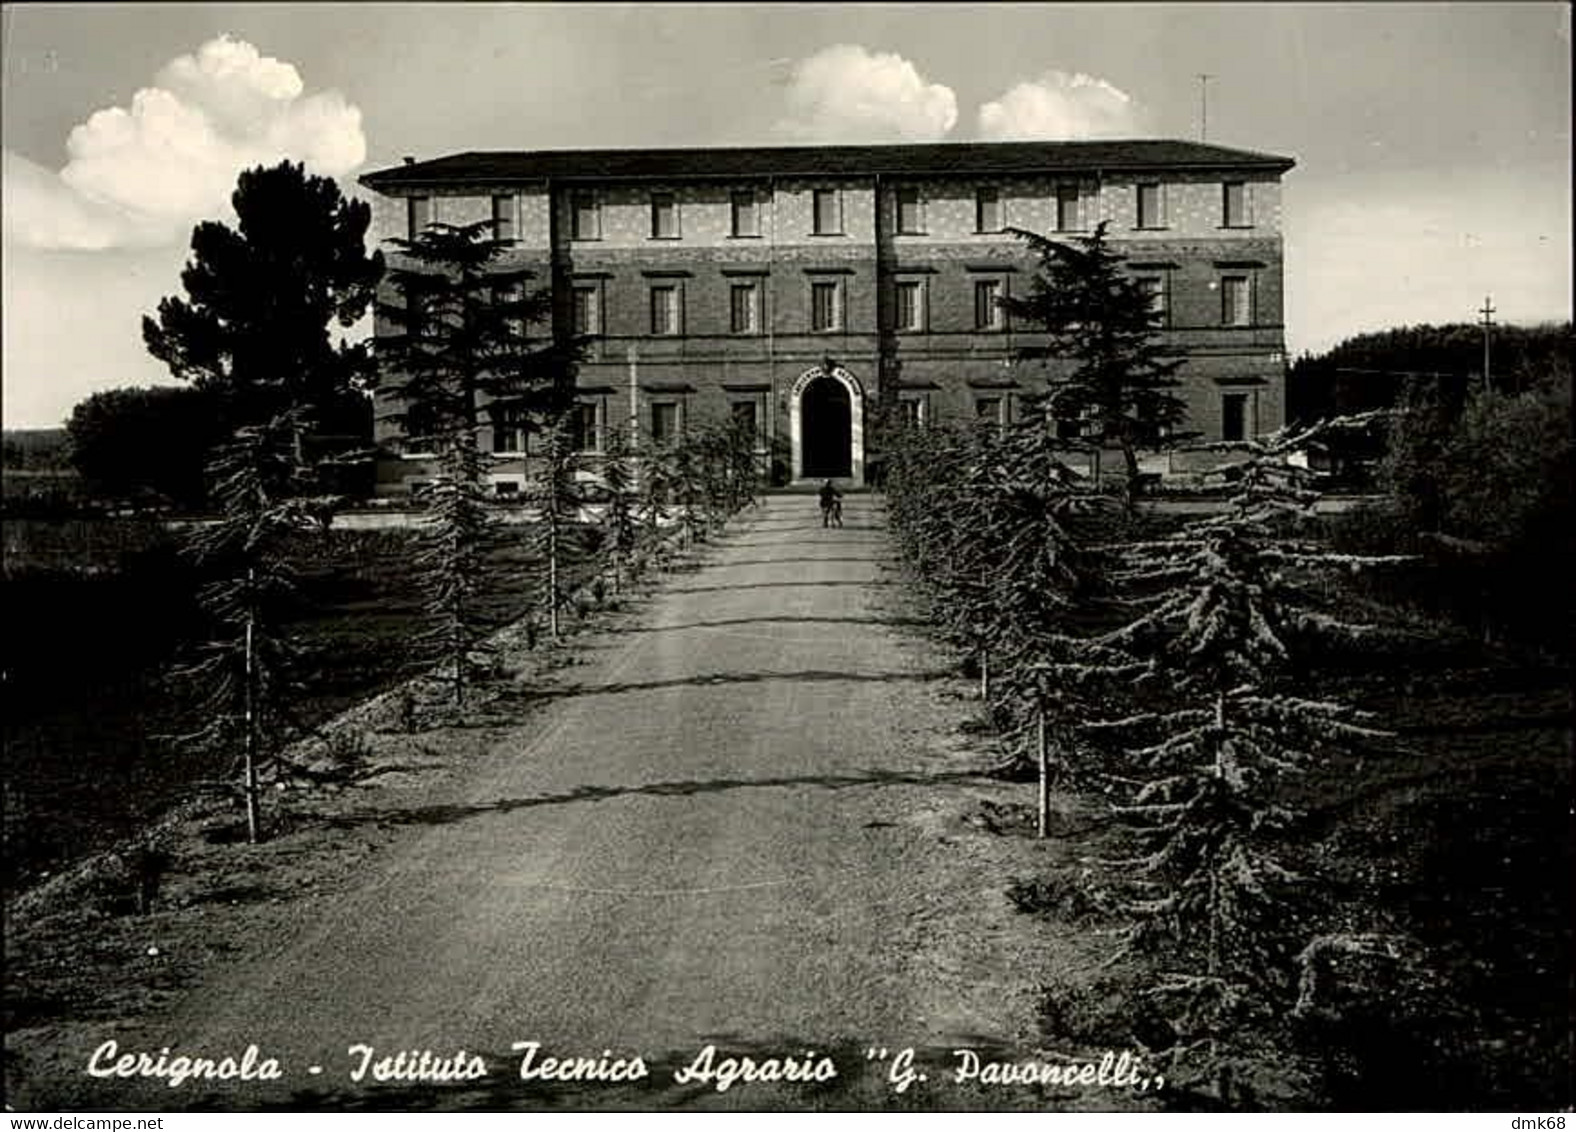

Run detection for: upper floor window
[[1134, 275, 1166, 323], [404, 289, 429, 341], [492, 195, 515, 241], [1221, 275, 1251, 326], [731, 190, 759, 237], [810, 280, 842, 332], [896, 186, 923, 234], [1056, 182, 1081, 231], [649, 284, 681, 335], [729, 281, 760, 334], [975, 186, 1002, 233], [571, 284, 601, 337], [571, 190, 600, 240], [493, 281, 525, 338], [650, 192, 679, 239], [490, 402, 528, 455], [812, 188, 842, 235], [1223, 181, 1251, 227], [894, 279, 925, 331], [974, 278, 1005, 331], [1136, 183, 1165, 229], [407, 196, 431, 240], [570, 401, 601, 453]]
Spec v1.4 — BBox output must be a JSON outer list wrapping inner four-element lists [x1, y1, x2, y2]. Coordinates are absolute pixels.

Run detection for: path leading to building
[[37, 496, 1076, 1112]]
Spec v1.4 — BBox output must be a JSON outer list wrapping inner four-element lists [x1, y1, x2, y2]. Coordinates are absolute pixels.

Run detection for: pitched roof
[[360, 140, 1295, 190]]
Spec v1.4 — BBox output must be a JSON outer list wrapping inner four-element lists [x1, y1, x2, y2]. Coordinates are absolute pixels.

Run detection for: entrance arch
[[789, 365, 865, 485]]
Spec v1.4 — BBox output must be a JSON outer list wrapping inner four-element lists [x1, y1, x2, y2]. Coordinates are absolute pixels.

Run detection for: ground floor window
[[1221, 392, 1250, 441], [730, 398, 766, 450], [650, 400, 681, 447]]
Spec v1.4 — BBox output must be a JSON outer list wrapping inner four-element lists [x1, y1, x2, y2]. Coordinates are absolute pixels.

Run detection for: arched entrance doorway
[[801, 377, 851, 478], [789, 365, 865, 485]]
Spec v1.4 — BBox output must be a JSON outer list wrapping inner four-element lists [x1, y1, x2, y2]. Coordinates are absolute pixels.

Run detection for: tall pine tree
[[377, 220, 578, 706], [1001, 221, 1188, 501], [143, 161, 382, 490]]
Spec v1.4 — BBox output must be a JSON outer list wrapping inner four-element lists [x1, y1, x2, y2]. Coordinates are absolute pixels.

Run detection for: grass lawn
[[2, 520, 599, 897]]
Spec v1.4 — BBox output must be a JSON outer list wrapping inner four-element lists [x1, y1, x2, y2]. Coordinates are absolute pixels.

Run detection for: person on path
[[818, 479, 843, 528]]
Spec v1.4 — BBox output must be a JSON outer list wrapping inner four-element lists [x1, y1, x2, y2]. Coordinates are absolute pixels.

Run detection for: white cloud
[[776, 44, 957, 143], [977, 71, 1145, 141], [3, 35, 366, 251]]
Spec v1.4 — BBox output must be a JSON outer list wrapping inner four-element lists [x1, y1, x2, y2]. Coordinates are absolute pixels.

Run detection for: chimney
[[402, 155, 416, 166]]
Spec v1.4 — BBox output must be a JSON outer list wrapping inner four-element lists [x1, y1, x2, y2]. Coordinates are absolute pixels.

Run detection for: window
[[976, 186, 1002, 233], [975, 397, 1004, 427], [974, 279, 1004, 330], [403, 401, 439, 454], [730, 400, 762, 447], [650, 192, 679, 239], [731, 190, 759, 237], [571, 285, 600, 336], [571, 190, 599, 239], [494, 480, 520, 498], [1221, 393, 1249, 442], [493, 282, 525, 338], [1223, 181, 1251, 227], [729, 282, 759, 334], [1136, 183, 1164, 229], [1056, 182, 1081, 231], [898, 398, 925, 428], [404, 290, 426, 341], [570, 401, 600, 453], [895, 280, 924, 331], [650, 284, 681, 335], [492, 195, 515, 241], [491, 403, 527, 454], [813, 189, 841, 235], [650, 401, 680, 447], [407, 196, 431, 239], [810, 280, 841, 332], [1221, 275, 1251, 326], [896, 186, 923, 234], [1135, 275, 1166, 323]]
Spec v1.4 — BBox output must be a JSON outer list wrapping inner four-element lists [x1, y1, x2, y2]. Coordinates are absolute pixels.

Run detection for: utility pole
[[1198, 73, 1214, 141], [1478, 295, 1496, 394]]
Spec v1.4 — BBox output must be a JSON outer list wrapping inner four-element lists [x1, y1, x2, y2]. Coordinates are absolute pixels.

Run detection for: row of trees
[[883, 407, 1405, 1104], [1287, 321, 1570, 423], [874, 220, 1427, 1104]]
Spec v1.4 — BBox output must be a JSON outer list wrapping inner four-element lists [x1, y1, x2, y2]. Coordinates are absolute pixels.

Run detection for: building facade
[[359, 140, 1295, 495]]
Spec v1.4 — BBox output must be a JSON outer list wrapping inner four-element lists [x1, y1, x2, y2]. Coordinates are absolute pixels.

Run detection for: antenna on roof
[[1197, 74, 1214, 141]]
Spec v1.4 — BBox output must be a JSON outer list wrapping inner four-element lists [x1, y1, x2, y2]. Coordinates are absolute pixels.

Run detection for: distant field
[[2, 519, 599, 896]]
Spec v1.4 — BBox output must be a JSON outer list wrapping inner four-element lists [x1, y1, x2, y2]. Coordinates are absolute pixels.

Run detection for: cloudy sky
[[2, 2, 1570, 427]]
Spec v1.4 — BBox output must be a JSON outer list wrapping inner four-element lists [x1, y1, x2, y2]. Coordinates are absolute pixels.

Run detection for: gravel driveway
[[33, 496, 1077, 1112]]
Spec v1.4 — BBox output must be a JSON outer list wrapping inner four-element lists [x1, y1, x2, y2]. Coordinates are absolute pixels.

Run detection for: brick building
[[358, 140, 1295, 495]]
